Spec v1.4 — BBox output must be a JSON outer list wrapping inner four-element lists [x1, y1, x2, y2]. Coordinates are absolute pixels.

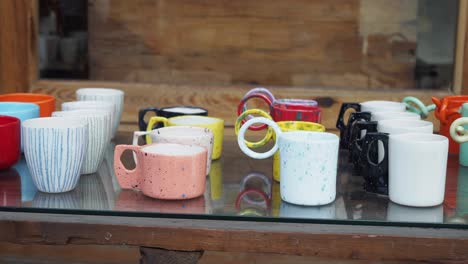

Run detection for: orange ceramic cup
[[114, 143, 207, 200], [0, 93, 55, 117]]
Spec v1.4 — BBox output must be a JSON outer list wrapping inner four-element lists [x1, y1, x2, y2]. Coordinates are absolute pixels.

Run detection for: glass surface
[[1, 131, 467, 229], [38, 0, 459, 90]]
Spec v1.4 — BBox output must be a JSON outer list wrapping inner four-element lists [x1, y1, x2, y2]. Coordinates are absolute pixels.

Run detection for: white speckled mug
[[238, 117, 339, 206]]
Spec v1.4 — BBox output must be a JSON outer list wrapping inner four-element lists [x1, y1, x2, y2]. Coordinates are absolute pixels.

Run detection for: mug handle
[[432, 96, 449, 124], [235, 109, 274, 148], [132, 131, 152, 163], [146, 116, 169, 142], [450, 117, 468, 143], [114, 145, 142, 190], [238, 117, 282, 159], [237, 93, 274, 131], [336, 103, 361, 130], [402, 96, 435, 119], [348, 121, 378, 167], [138, 107, 160, 131], [341, 111, 371, 149], [243, 87, 276, 105], [360, 132, 389, 194]]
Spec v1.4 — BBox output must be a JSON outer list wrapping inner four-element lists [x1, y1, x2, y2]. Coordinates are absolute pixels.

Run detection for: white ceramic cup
[[360, 100, 407, 113], [52, 110, 112, 175], [371, 111, 421, 122], [133, 126, 214, 175], [76, 88, 124, 137], [238, 117, 339, 206], [62, 100, 115, 138], [389, 133, 448, 207], [387, 202, 443, 223], [22, 117, 88, 193]]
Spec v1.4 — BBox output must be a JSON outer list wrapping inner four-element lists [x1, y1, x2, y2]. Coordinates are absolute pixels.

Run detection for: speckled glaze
[[133, 126, 213, 175], [234, 108, 274, 148], [114, 143, 207, 200], [238, 117, 339, 206]]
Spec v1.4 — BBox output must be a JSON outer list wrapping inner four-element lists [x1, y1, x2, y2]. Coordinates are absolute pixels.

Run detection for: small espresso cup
[[62, 100, 115, 138], [389, 133, 448, 207], [238, 117, 339, 206], [0, 102, 40, 151], [76, 88, 124, 137], [0, 116, 21, 170], [146, 115, 224, 160], [0, 93, 55, 117], [52, 110, 112, 175], [133, 126, 214, 175], [139, 106, 208, 132], [22, 117, 88, 193], [114, 143, 207, 200]]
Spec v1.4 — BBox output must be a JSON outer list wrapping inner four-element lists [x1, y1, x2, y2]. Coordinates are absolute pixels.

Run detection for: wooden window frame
[[1, 0, 468, 131]]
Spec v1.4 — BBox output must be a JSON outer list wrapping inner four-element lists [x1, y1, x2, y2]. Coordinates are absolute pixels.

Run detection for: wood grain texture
[[33, 80, 448, 131], [87, 0, 417, 89], [140, 247, 202, 264], [1, 217, 468, 261], [0, 0, 37, 93]]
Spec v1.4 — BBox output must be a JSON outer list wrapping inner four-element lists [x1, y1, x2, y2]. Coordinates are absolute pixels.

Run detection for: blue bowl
[[0, 102, 40, 151]]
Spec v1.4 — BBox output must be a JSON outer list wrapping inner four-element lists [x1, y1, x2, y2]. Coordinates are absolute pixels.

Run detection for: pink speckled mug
[[114, 143, 207, 200]]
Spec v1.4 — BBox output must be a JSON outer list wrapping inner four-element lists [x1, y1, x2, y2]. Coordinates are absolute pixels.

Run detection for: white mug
[[238, 117, 339, 206], [22, 117, 88, 193], [133, 126, 214, 175], [389, 133, 448, 207], [52, 110, 112, 175], [360, 101, 407, 113], [62, 100, 115, 138], [371, 111, 420, 122], [76, 88, 124, 137]]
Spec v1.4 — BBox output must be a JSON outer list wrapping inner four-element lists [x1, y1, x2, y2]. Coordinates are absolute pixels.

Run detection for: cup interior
[[142, 143, 206, 156], [77, 88, 124, 96], [0, 102, 39, 114], [162, 106, 207, 114], [53, 109, 110, 118], [391, 133, 448, 143], [22, 117, 86, 129], [171, 116, 221, 125], [0, 93, 54, 104], [62, 100, 114, 109], [274, 99, 318, 107], [150, 126, 212, 137]]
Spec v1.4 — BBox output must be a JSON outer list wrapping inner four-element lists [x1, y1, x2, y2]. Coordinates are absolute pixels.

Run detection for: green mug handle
[[402, 96, 436, 119], [450, 117, 468, 143]]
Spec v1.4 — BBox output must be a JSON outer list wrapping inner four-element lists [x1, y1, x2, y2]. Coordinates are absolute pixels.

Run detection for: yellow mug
[[235, 109, 274, 148], [273, 121, 326, 182], [147, 115, 224, 160]]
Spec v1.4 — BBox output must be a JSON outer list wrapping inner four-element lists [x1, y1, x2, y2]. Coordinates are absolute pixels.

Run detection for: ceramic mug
[[0, 116, 21, 170], [61, 100, 115, 138], [0, 102, 40, 151], [133, 126, 213, 175], [0, 93, 55, 117], [139, 106, 208, 132], [338, 111, 372, 149], [389, 133, 448, 207], [114, 143, 207, 200], [449, 104, 468, 166], [22, 117, 88, 193], [52, 110, 112, 174], [238, 117, 339, 206], [146, 115, 224, 160], [76, 88, 124, 138]]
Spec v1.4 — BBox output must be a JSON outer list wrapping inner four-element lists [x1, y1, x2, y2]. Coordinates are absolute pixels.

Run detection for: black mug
[[336, 102, 362, 148], [360, 132, 389, 195], [138, 106, 208, 131], [337, 111, 372, 150], [348, 120, 378, 173]]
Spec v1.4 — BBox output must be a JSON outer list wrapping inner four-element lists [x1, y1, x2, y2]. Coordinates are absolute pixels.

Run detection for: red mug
[[0, 116, 21, 170], [0, 168, 21, 206], [237, 89, 321, 131], [432, 96, 468, 154]]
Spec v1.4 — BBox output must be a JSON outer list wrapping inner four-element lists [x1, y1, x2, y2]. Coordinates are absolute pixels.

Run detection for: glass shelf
[[0, 131, 467, 229]]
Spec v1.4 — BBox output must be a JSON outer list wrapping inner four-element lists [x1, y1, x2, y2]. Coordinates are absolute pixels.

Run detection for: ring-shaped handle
[[235, 109, 274, 148], [239, 172, 272, 206], [237, 93, 274, 131], [450, 117, 468, 143], [402, 96, 435, 119], [235, 188, 271, 212], [238, 117, 282, 159]]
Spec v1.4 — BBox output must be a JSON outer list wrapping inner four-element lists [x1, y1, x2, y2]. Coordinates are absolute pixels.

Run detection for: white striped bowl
[[61, 100, 115, 139], [22, 117, 88, 193], [76, 88, 124, 138], [52, 110, 112, 175]]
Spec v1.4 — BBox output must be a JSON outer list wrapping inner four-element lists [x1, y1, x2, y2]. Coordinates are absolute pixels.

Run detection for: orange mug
[[0, 93, 55, 117], [432, 95, 468, 154]]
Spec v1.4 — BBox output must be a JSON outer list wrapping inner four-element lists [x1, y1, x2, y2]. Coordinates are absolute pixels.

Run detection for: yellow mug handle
[[146, 116, 169, 143], [235, 109, 274, 148]]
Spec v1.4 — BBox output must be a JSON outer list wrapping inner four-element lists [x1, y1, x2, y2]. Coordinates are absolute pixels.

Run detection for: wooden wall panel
[[88, 0, 417, 89], [0, 0, 37, 93]]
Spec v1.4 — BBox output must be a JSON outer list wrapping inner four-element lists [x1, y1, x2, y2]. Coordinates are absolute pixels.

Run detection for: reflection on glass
[[33, 190, 80, 209], [387, 202, 443, 223], [0, 168, 21, 206], [13, 158, 38, 202], [76, 173, 110, 211], [280, 200, 337, 220], [235, 172, 272, 217], [456, 166, 468, 216]]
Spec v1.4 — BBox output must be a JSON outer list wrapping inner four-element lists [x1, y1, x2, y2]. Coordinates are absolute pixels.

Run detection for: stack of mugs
[[0, 88, 124, 195]]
